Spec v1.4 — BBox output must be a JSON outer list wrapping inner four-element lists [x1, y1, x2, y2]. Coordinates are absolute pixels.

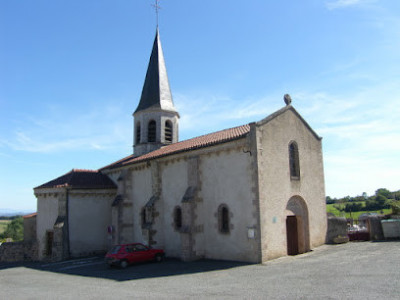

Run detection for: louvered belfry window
[[136, 123, 141, 144], [148, 120, 156, 142], [165, 120, 173, 143]]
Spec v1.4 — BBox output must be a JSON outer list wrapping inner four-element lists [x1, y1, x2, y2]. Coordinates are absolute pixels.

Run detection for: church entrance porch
[[285, 196, 310, 256]]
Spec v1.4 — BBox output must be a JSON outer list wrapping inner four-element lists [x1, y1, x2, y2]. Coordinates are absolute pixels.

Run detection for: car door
[[124, 245, 137, 263], [134, 244, 152, 261]]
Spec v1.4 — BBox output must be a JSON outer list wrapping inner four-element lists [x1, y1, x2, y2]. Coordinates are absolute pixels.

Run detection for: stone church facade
[[34, 29, 327, 263]]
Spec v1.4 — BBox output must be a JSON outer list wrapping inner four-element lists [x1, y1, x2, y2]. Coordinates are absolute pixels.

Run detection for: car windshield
[[109, 246, 121, 254]]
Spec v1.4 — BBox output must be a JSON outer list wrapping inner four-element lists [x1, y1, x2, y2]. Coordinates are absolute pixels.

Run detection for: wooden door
[[286, 216, 299, 255], [46, 231, 54, 256]]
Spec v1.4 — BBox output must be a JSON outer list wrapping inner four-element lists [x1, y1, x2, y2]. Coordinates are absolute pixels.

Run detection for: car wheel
[[155, 254, 163, 263], [120, 260, 128, 269]]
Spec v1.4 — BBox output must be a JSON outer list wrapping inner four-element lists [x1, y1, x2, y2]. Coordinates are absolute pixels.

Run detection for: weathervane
[[152, 0, 161, 27]]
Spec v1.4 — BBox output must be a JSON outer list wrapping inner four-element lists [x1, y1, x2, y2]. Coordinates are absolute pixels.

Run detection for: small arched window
[[148, 120, 156, 143], [165, 120, 173, 143], [136, 123, 141, 144], [289, 141, 300, 179], [141, 207, 147, 226], [218, 204, 230, 234], [141, 207, 153, 228], [174, 206, 182, 230]]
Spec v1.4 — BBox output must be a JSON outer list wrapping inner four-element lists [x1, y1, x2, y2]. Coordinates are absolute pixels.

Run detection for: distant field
[[326, 204, 391, 220], [0, 220, 11, 234]]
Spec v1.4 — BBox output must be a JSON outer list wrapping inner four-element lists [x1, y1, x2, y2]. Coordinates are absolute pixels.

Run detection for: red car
[[105, 243, 165, 268]]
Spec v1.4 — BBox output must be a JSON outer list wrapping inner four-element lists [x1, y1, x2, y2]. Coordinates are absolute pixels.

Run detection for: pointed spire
[[134, 29, 177, 114]]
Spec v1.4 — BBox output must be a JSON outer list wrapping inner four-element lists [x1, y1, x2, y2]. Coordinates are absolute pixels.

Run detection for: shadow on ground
[[0, 258, 251, 282]]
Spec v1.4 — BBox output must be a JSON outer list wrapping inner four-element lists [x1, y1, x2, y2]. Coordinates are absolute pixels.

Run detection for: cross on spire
[[152, 0, 161, 27]]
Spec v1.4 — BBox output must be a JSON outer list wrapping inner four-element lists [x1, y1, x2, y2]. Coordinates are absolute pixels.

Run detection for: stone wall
[[326, 216, 347, 244], [367, 216, 384, 241], [23, 214, 37, 242], [0, 241, 38, 262], [257, 108, 327, 260]]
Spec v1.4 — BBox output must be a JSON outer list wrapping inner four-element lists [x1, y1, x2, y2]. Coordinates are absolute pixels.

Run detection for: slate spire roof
[[134, 28, 177, 114]]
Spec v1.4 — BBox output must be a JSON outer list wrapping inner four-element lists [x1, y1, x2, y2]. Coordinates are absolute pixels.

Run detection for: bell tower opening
[[165, 120, 173, 143], [148, 120, 156, 143]]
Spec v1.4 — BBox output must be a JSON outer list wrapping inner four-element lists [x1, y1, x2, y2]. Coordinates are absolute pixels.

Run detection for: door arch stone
[[285, 196, 310, 255]]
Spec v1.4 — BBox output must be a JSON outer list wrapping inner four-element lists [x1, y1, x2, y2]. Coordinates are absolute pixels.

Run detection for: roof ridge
[[101, 123, 251, 171], [35, 169, 117, 190], [71, 168, 98, 173], [168, 123, 250, 147]]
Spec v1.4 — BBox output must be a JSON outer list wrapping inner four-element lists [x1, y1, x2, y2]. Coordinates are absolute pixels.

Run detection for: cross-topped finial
[[152, 0, 161, 27]]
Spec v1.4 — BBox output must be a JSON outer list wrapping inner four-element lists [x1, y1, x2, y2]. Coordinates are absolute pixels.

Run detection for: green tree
[[375, 188, 391, 198], [375, 194, 388, 207], [326, 196, 335, 204], [391, 200, 400, 215], [393, 191, 400, 201], [0, 217, 23, 241]]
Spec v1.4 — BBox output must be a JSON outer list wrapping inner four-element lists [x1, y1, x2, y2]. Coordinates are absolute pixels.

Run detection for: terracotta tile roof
[[101, 124, 251, 170], [23, 212, 37, 219], [35, 169, 117, 189]]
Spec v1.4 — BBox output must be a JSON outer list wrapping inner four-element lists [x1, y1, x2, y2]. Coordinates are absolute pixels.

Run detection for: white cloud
[[295, 82, 400, 197], [174, 90, 284, 140], [325, 0, 375, 10], [0, 103, 132, 154], [175, 74, 400, 198], [3, 75, 398, 199]]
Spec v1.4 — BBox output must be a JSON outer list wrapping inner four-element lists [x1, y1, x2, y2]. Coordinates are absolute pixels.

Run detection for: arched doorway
[[285, 196, 310, 255]]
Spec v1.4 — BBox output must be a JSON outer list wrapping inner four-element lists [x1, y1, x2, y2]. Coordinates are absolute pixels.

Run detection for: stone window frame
[[148, 120, 156, 143], [218, 204, 231, 234], [173, 205, 182, 231], [289, 141, 300, 180]]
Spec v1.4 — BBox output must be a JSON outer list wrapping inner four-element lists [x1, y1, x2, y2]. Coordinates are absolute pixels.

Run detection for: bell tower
[[133, 28, 179, 157]]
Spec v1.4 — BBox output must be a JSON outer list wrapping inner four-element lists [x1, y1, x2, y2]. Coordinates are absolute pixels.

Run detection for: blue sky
[[1, 0, 399, 211]]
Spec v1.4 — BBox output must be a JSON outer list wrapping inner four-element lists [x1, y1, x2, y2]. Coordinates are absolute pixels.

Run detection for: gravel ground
[[0, 241, 399, 299]]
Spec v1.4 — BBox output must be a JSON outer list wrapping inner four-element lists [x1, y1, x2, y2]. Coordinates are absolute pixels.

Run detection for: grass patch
[[326, 204, 392, 220], [0, 220, 11, 234]]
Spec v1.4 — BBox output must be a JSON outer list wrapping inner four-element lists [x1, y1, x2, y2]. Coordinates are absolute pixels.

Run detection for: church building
[[34, 29, 327, 263]]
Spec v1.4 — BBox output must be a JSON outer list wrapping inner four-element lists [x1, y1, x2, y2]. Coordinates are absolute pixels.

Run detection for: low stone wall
[[0, 241, 38, 262], [367, 216, 385, 241], [326, 216, 348, 244]]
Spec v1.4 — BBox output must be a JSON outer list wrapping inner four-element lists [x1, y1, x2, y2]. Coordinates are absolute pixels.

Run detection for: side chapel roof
[[134, 28, 177, 114], [35, 169, 117, 190], [23, 212, 37, 219]]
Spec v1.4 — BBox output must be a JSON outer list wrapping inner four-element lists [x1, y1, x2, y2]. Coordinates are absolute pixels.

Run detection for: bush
[[0, 217, 23, 242], [344, 202, 364, 212], [391, 200, 400, 215]]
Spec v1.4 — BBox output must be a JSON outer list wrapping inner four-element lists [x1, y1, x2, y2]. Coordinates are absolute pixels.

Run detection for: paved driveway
[[1, 241, 399, 299]]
